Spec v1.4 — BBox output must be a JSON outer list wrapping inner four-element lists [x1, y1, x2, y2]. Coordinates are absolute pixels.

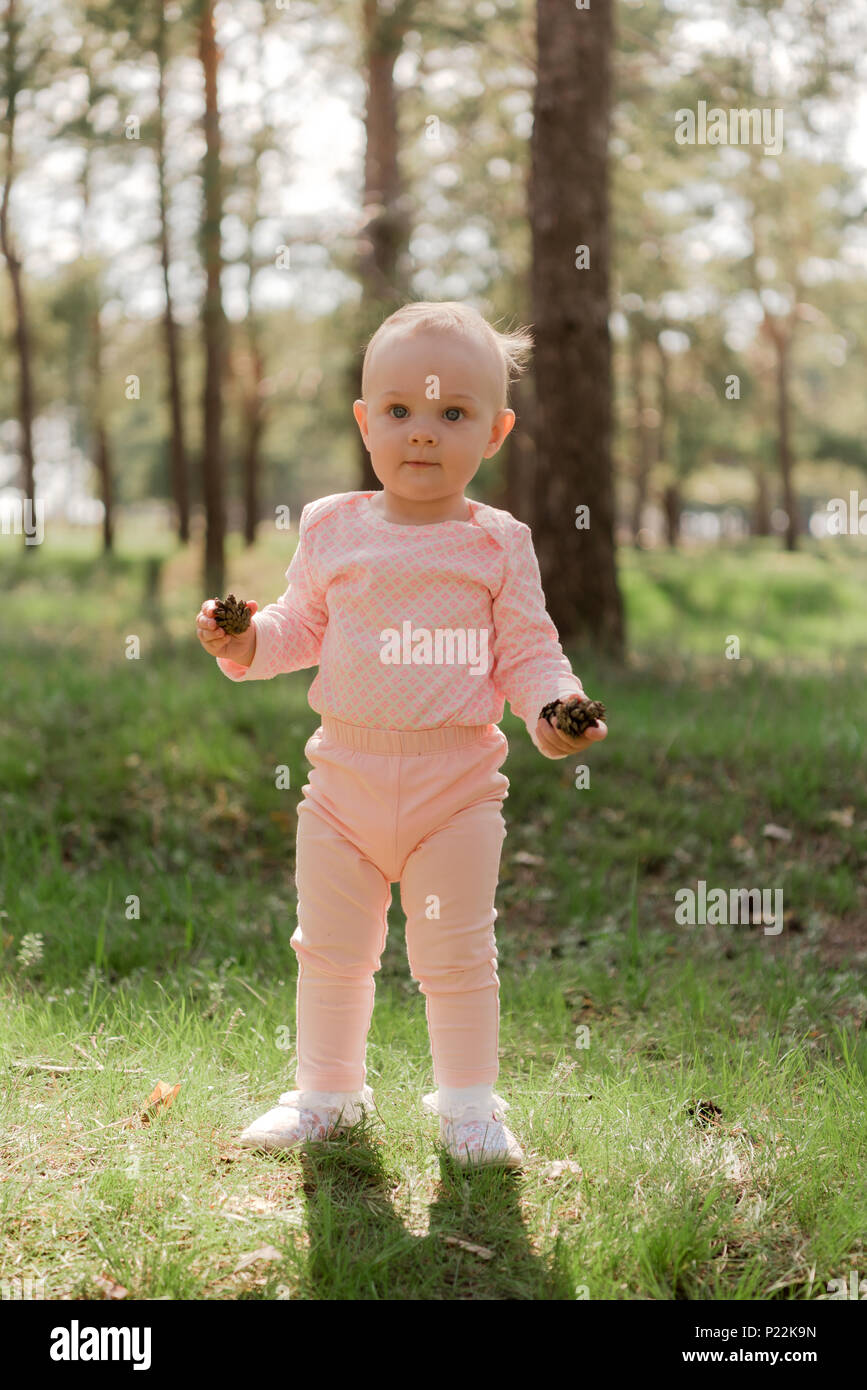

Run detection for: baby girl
[[195, 301, 607, 1168]]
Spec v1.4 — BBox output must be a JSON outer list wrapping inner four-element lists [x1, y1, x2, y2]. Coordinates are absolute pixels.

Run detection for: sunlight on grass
[[1, 530, 865, 1299]]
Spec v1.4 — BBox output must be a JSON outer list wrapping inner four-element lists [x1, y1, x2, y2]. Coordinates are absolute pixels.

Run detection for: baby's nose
[[409, 422, 437, 442]]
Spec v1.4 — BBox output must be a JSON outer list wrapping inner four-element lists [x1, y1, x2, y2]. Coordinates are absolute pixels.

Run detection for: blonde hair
[[361, 300, 534, 411]]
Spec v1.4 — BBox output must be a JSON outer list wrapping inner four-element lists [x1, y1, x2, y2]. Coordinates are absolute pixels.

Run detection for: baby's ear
[[484, 408, 516, 457]]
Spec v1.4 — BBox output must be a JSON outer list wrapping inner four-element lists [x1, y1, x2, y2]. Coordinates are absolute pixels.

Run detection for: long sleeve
[[217, 504, 327, 683], [489, 522, 584, 747]]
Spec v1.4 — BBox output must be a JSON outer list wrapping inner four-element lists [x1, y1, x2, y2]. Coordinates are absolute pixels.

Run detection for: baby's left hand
[[534, 697, 608, 760]]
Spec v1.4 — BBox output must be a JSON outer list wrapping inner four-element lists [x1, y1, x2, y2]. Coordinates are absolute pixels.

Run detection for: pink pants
[[290, 716, 510, 1094]]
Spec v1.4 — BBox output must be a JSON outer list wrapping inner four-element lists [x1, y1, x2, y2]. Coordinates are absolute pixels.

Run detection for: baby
[[196, 301, 607, 1168]]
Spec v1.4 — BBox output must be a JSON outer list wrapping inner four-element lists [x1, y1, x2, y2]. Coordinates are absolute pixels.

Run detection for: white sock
[[437, 1082, 495, 1116]]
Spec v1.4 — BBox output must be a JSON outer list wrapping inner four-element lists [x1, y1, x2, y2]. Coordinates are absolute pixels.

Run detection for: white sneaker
[[422, 1089, 524, 1169], [238, 1086, 376, 1153], [440, 1115, 525, 1169]]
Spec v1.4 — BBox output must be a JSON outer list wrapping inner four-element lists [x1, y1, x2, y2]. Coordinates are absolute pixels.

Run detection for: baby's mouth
[[404, 460, 439, 467]]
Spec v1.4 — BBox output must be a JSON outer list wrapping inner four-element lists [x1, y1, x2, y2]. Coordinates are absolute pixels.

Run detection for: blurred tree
[[664, 0, 867, 550], [530, 0, 623, 657], [53, 0, 198, 549], [46, 17, 122, 555], [196, 0, 227, 595], [351, 0, 414, 491], [220, 4, 291, 547], [0, 0, 52, 549], [154, 0, 191, 545]]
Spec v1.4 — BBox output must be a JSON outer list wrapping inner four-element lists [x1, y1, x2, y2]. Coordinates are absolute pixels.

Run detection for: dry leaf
[[539, 1160, 584, 1181], [94, 1273, 128, 1300], [441, 1235, 494, 1259], [826, 807, 855, 829], [141, 1081, 181, 1121], [512, 850, 545, 866], [762, 823, 793, 841], [233, 1245, 283, 1273]]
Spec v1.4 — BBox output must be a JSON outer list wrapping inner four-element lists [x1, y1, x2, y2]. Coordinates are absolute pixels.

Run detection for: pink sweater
[[218, 491, 584, 749]]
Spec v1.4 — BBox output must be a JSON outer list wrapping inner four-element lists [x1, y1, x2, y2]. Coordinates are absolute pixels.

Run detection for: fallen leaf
[[512, 850, 545, 866], [539, 1160, 584, 1181], [141, 1081, 181, 1122], [94, 1273, 128, 1300], [441, 1235, 494, 1259], [826, 807, 855, 829], [233, 1245, 283, 1273], [762, 823, 792, 841]]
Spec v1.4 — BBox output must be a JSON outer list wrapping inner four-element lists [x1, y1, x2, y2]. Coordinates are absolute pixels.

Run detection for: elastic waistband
[[320, 716, 498, 755]]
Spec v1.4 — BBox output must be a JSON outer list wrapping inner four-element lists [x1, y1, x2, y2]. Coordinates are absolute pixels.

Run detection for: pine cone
[[212, 594, 252, 637], [539, 695, 607, 739]]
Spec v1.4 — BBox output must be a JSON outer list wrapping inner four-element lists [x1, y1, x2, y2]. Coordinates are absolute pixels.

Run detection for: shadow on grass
[[254, 1119, 574, 1301]]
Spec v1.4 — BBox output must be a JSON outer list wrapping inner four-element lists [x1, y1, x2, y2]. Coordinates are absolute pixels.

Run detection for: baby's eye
[[443, 407, 463, 422], [388, 405, 409, 419]]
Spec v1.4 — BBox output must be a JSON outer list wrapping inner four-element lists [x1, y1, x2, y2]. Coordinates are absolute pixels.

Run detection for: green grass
[[1, 525, 866, 1300]]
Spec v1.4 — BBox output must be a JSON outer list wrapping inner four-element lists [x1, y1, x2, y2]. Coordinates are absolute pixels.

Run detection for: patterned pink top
[[217, 491, 584, 749]]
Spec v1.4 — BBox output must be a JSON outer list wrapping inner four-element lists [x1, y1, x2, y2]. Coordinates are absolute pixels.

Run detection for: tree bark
[[354, 0, 411, 491], [662, 481, 680, 548], [198, 0, 226, 597], [89, 308, 113, 552], [0, 0, 37, 552], [629, 328, 656, 543], [81, 122, 113, 553], [774, 330, 798, 551], [530, 0, 624, 657], [240, 336, 265, 547], [156, 0, 190, 544], [752, 464, 771, 535]]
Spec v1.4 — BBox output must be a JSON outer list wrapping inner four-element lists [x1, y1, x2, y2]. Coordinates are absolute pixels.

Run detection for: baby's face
[[353, 328, 515, 503]]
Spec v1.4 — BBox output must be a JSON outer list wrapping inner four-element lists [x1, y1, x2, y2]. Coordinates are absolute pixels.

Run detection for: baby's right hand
[[196, 598, 259, 666]]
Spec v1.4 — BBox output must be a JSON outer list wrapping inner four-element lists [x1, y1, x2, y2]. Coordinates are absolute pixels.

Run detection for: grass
[[1, 522, 866, 1300]]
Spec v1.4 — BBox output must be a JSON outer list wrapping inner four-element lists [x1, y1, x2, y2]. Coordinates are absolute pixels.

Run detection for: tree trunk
[[354, 0, 410, 491], [530, 0, 624, 658], [662, 481, 680, 547], [81, 123, 113, 553], [241, 337, 265, 547], [752, 464, 771, 535], [629, 329, 655, 543], [0, 0, 37, 553], [774, 330, 798, 551], [199, 0, 226, 597], [156, 0, 190, 544], [89, 309, 113, 552]]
